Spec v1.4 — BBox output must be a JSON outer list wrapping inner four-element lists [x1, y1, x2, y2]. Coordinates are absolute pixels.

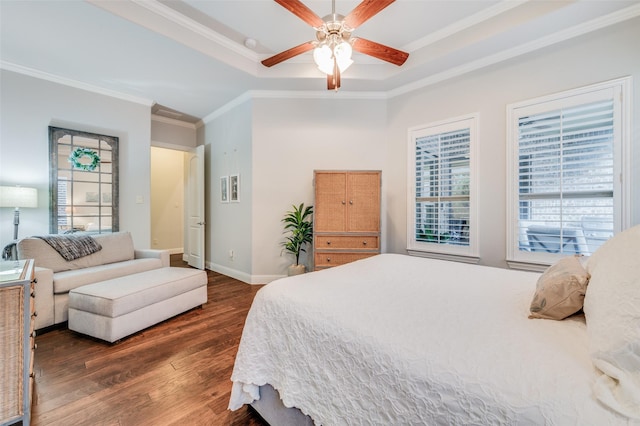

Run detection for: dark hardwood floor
[[31, 254, 268, 426]]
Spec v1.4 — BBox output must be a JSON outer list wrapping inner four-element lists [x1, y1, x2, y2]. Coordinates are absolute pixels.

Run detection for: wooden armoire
[[313, 170, 381, 270]]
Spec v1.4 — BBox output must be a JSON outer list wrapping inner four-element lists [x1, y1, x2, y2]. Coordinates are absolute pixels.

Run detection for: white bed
[[229, 253, 637, 425]]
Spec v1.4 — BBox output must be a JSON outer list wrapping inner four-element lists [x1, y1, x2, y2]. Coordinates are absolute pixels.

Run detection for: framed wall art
[[230, 174, 240, 202], [220, 176, 229, 203]]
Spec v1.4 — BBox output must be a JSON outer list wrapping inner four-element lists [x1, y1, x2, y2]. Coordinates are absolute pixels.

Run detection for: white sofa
[[17, 232, 169, 330]]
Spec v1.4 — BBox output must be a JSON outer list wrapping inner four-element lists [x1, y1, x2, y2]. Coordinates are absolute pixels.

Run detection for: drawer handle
[[326, 257, 331, 262], [31, 331, 37, 338], [326, 241, 331, 245], [33, 343, 38, 350], [30, 372, 36, 378], [31, 291, 36, 298]]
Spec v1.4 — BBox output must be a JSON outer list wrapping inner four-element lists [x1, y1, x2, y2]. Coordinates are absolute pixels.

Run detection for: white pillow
[[583, 224, 640, 420]]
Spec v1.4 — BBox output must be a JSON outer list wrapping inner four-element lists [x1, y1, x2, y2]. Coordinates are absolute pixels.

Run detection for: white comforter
[[229, 254, 632, 425]]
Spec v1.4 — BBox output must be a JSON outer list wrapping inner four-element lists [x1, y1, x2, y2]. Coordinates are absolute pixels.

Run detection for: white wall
[[202, 100, 253, 282], [385, 17, 640, 268], [200, 96, 387, 283], [151, 117, 196, 150], [251, 97, 387, 282], [0, 70, 153, 249], [150, 147, 184, 252]]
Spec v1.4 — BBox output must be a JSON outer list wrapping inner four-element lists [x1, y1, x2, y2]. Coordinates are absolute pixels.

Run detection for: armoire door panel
[[347, 172, 381, 232], [314, 172, 347, 232]]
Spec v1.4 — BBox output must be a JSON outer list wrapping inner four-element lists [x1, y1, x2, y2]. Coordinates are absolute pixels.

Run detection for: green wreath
[[69, 148, 100, 171]]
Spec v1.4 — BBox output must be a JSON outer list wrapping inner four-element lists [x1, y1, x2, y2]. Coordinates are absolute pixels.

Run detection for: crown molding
[[130, 0, 259, 63], [151, 114, 197, 129], [247, 90, 386, 100], [4, 3, 637, 124], [201, 92, 253, 123], [88, 0, 258, 76], [201, 89, 387, 124], [404, 0, 528, 52], [204, 3, 640, 121], [389, 3, 640, 99], [1, 61, 154, 107]]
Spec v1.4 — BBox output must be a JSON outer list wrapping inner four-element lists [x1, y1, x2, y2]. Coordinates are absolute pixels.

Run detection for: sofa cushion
[[53, 258, 163, 294], [69, 267, 207, 317], [18, 232, 135, 273]]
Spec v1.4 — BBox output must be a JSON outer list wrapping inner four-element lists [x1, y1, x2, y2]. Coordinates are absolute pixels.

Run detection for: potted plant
[[281, 203, 313, 276]]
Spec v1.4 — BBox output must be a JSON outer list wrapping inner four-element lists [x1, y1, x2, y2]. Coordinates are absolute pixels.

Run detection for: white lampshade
[[334, 41, 353, 73], [0, 186, 38, 208], [313, 45, 334, 75]]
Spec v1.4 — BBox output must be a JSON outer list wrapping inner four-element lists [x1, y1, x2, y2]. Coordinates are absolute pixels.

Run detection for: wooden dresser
[[313, 170, 381, 270], [1, 259, 36, 426]]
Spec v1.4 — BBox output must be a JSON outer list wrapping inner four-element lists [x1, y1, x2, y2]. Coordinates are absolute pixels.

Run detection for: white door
[[186, 145, 205, 269]]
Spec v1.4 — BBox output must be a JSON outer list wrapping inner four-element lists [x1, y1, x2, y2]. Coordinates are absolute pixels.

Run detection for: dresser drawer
[[315, 235, 379, 250], [314, 252, 377, 269]]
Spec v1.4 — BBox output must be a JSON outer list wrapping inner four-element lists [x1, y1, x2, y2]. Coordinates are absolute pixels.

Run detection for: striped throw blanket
[[36, 235, 102, 261]]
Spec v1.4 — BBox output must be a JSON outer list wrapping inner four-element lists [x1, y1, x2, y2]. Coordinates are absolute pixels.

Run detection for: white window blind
[[518, 100, 614, 255], [507, 78, 629, 266], [408, 115, 477, 258]]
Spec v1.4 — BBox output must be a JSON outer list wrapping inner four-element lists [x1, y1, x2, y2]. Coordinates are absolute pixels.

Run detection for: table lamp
[[0, 185, 38, 240]]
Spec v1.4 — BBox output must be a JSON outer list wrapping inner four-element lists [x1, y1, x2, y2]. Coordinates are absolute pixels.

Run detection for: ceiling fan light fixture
[[313, 39, 352, 76], [263, 0, 409, 91]]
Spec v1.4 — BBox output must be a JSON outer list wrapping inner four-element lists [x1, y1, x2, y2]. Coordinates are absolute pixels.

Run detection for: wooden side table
[[1, 259, 36, 426]]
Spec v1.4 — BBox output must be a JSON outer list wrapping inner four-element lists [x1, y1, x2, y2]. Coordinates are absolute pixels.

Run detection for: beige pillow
[[529, 255, 590, 320]]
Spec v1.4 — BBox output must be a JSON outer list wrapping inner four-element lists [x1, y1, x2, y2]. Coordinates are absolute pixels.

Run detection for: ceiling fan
[[262, 0, 409, 90]]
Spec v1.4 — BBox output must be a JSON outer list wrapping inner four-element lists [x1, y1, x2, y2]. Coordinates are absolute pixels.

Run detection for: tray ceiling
[[1, 0, 638, 121]]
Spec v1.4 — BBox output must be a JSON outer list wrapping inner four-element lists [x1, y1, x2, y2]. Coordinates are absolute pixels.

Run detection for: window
[[49, 127, 119, 234], [507, 78, 630, 267], [408, 115, 478, 260]]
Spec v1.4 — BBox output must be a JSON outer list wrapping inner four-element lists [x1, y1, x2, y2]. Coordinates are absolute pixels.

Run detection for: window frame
[[407, 113, 479, 261], [506, 77, 631, 269]]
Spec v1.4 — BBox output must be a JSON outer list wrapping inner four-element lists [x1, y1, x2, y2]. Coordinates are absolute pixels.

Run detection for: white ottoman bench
[[68, 267, 207, 342]]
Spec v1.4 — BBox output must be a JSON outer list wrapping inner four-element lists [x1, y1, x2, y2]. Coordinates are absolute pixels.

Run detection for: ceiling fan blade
[[327, 61, 341, 91], [261, 42, 315, 67], [344, 0, 395, 29], [275, 0, 323, 28], [352, 37, 409, 66]]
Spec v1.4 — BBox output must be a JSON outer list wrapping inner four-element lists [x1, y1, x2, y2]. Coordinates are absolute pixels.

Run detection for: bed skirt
[[251, 384, 314, 426]]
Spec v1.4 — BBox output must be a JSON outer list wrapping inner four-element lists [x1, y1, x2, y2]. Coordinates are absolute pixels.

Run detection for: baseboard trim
[[206, 262, 285, 285], [206, 262, 252, 284], [251, 274, 286, 285]]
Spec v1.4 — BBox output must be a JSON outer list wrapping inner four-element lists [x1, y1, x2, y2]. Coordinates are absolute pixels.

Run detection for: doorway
[[150, 146, 185, 254]]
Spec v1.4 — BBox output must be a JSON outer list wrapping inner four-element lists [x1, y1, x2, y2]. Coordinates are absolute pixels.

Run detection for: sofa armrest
[[135, 249, 170, 267], [34, 267, 54, 330]]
